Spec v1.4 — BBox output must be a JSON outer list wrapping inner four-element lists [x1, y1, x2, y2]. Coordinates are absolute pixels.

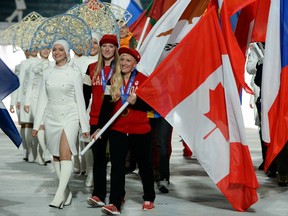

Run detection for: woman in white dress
[[24, 48, 52, 165], [32, 39, 90, 209]]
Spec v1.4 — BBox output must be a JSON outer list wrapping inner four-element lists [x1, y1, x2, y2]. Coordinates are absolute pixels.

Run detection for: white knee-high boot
[[37, 130, 52, 163], [52, 161, 72, 206], [49, 160, 72, 209], [25, 127, 36, 163], [85, 149, 94, 187], [20, 127, 28, 160], [17, 11, 23, 22]]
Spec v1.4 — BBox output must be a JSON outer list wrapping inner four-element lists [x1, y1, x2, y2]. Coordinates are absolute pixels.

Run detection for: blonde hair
[[110, 62, 123, 102]]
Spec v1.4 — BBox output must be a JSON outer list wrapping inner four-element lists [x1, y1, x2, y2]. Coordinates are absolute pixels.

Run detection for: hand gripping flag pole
[[80, 101, 129, 155]]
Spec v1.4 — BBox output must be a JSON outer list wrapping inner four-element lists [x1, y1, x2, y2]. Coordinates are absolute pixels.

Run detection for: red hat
[[99, 34, 118, 47], [118, 47, 141, 63]]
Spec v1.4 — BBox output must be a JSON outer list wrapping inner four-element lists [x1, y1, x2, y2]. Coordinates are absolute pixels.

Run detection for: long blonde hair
[[110, 62, 123, 102]]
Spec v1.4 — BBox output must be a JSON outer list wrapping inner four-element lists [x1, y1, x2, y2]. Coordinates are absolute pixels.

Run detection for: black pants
[[150, 117, 172, 181], [255, 97, 277, 172], [109, 130, 155, 209], [277, 142, 288, 177], [90, 124, 109, 202]]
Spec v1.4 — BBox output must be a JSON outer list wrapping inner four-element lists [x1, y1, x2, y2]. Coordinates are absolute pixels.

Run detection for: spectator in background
[[118, 21, 138, 49], [5, 0, 26, 23]]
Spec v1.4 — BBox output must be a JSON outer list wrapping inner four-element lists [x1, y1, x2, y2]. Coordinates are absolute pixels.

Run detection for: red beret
[[99, 34, 118, 47], [119, 47, 141, 63]]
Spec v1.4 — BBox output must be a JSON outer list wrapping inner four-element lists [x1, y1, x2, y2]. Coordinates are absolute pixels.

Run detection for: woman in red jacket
[[84, 34, 120, 207], [92, 47, 155, 215]]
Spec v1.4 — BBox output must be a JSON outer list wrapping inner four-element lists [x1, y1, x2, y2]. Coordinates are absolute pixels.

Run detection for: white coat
[[33, 64, 89, 156], [17, 56, 40, 124], [24, 59, 53, 120]]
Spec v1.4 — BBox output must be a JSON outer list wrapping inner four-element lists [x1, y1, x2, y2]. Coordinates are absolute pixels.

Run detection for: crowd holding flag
[[261, 0, 288, 171], [136, 6, 259, 211], [0, 58, 22, 148], [2, 0, 288, 212]]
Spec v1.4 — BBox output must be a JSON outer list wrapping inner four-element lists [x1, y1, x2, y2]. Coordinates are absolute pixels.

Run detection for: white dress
[[33, 64, 89, 156]]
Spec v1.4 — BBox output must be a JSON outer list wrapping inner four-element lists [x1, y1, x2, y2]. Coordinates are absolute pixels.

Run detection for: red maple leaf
[[204, 83, 229, 141]]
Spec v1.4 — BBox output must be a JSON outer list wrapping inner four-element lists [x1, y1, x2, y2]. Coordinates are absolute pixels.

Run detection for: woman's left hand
[[127, 93, 137, 105]]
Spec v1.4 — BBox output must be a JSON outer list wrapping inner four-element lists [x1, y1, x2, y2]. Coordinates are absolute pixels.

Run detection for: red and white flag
[[137, 7, 259, 211], [251, 0, 270, 43], [138, 0, 190, 75], [210, 0, 255, 94], [261, 0, 288, 170]]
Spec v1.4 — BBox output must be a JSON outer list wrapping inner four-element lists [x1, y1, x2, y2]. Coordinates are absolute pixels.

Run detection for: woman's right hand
[[91, 128, 101, 140], [32, 130, 38, 137], [10, 105, 15, 113]]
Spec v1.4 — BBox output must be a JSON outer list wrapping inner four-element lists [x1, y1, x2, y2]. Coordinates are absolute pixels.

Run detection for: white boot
[[17, 11, 23, 22], [84, 149, 94, 187], [37, 129, 52, 163], [49, 160, 72, 209], [73, 155, 80, 174], [20, 127, 28, 161], [53, 161, 72, 206], [35, 144, 45, 165], [25, 128, 36, 163]]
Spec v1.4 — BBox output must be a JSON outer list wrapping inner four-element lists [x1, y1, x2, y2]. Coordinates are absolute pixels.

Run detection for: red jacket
[[99, 71, 151, 134], [88, 62, 113, 125]]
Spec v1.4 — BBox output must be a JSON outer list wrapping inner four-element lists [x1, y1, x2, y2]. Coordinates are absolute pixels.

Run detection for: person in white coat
[[24, 48, 53, 165], [5, 0, 27, 23], [18, 49, 40, 163], [71, 32, 101, 188], [32, 39, 90, 209]]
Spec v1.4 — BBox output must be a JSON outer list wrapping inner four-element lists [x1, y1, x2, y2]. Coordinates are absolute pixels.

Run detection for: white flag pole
[[136, 17, 151, 50], [80, 101, 129, 155]]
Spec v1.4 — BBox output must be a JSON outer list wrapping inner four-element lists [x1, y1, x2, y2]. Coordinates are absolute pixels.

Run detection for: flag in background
[[251, 0, 270, 42], [148, 0, 177, 20], [0, 58, 22, 148], [234, 2, 257, 55], [158, 0, 210, 63], [138, 0, 191, 75], [261, 0, 288, 171], [129, 0, 176, 41], [137, 7, 258, 211], [210, 0, 255, 94], [111, 0, 143, 26], [0, 58, 19, 100]]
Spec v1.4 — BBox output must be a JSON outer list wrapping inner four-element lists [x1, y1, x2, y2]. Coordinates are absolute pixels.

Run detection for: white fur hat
[[52, 39, 71, 62], [91, 31, 101, 44]]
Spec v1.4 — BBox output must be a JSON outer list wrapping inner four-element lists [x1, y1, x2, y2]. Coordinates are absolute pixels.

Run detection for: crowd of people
[[8, 18, 192, 214]]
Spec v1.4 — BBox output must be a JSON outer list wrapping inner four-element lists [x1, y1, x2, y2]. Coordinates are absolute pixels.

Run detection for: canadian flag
[[137, 7, 259, 211]]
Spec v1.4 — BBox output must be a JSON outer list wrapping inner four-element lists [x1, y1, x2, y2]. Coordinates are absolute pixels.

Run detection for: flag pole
[[80, 101, 129, 155], [136, 17, 151, 50]]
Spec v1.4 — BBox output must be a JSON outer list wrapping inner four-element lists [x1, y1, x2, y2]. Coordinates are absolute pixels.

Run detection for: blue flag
[[0, 58, 22, 148], [0, 58, 19, 100]]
